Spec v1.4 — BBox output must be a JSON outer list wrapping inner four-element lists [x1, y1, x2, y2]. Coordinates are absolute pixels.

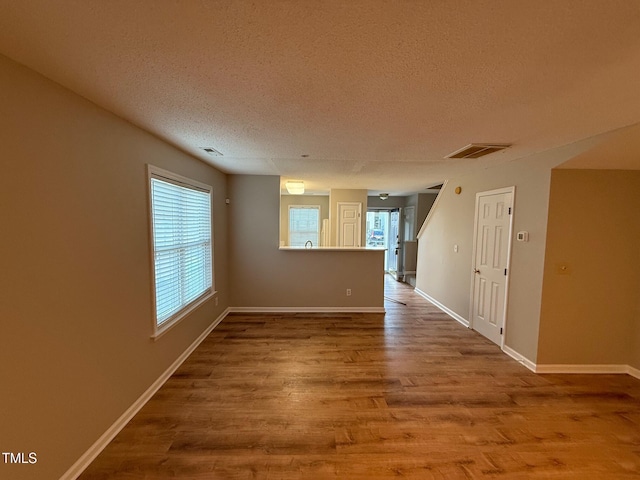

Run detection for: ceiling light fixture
[[285, 181, 305, 195], [379, 193, 389, 200]]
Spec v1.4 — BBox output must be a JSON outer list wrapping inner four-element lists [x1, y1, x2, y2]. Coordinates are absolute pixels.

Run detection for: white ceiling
[[1, 1, 640, 195]]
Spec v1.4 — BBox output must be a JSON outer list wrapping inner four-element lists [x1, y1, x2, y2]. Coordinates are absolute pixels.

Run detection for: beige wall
[[538, 169, 640, 367], [0, 55, 229, 480], [415, 140, 604, 363], [279, 194, 330, 246], [229, 176, 384, 309], [414, 193, 439, 235], [329, 188, 368, 246], [367, 195, 405, 209]]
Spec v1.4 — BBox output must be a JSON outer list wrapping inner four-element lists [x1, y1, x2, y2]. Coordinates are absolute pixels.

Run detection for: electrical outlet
[[346, 288, 352, 296]]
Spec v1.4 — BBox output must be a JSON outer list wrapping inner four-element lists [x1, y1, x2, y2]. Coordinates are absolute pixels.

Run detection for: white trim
[[413, 288, 469, 327], [628, 365, 640, 380], [147, 164, 213, 192], [230, 306, 386, 314], [468, 186, 516, 349], [60, 308, 230, 480], [499, 346, 640, 379], [502, 344, 537, 372], [147, 164, 215, 338], [152, 291, 214, 340], [535, 364, 631, 375], [402, 289, 640, 383], [417, 180, 448, 239]]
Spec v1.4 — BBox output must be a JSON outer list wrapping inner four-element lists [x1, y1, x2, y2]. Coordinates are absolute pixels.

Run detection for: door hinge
[[504, 268, 508, 276], [508, 207, 512, 215], [500, 327, 503, 335]]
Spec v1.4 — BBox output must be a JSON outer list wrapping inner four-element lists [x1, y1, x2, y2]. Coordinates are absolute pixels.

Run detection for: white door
[[337, 202, 362, 247], [470, 188, 514, 346]]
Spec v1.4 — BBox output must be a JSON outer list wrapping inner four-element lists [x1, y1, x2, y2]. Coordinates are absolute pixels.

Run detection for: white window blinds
[[150, 174, 212, 329], [289, 206, 320, 247]]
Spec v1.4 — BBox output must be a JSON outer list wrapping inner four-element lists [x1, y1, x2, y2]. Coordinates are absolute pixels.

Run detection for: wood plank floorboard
[[80, 276, 640, 479]]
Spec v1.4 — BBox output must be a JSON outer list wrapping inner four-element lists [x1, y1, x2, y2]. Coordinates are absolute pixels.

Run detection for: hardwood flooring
[[80, 276, 640, 479]]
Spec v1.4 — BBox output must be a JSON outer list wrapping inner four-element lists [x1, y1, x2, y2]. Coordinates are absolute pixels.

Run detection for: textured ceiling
[[1, 1, 640, 194]]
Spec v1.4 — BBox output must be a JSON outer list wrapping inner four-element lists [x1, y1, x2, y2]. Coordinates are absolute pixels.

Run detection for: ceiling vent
[[445, 143, 511, 159], [201, 147, 224, 156]]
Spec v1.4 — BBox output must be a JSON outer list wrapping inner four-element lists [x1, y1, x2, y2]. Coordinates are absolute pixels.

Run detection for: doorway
[[366, 208, 402, 275], [469, 187, 515, 346], [366, 210, 389, 269], [388, 209, 401, 279]]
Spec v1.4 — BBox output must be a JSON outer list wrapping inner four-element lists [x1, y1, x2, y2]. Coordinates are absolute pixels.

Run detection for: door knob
[[473, 269, 480, 274]]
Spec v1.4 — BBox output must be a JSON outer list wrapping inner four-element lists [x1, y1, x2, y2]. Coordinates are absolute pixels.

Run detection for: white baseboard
[[229, 306, 386, 314], [61, 304, 640, 479], [500, 345, 640, 380], [502, 345, 537, 372], [536, 363, 640, 378], [409, 291, 640, 383], [628, 365, 640, 380], [413, 288, 470, 327], [60, 307, 230, 480]]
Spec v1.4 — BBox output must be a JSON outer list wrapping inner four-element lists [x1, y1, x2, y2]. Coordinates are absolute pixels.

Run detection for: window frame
[[288, 204, 321, 247], [147, 165, 215, 339]]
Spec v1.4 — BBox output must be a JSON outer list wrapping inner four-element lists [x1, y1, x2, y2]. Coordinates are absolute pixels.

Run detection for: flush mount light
[[285, 181, 305, 195], [379, 193, 389, 200]]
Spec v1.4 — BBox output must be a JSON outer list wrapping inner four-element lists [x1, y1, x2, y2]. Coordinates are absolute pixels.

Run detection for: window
[[148, 166, 213, 337], [288, 205, 320, 247]]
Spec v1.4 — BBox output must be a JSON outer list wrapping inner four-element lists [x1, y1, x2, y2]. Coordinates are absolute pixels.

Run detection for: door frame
[[468, 186, 516, 349]]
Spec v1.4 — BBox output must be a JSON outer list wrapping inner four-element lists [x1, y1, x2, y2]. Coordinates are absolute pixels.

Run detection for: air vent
[[201, 147, 224, 156], [446, 143, 511, 159]]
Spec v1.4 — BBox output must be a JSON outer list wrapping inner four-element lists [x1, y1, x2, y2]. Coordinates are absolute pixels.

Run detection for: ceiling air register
[[445, 143, 511, 159]]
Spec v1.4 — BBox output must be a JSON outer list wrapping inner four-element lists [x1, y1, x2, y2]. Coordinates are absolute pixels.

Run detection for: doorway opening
[[366, 209, 402, 275]]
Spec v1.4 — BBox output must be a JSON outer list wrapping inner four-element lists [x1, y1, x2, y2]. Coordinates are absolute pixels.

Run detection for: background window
[[149, 166, 213, 336], [288, 205, 320, 247]]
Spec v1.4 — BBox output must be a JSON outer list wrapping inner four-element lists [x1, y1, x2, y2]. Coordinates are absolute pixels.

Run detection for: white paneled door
[[470, 187, 514, 346], [337, 202, 362, 248]]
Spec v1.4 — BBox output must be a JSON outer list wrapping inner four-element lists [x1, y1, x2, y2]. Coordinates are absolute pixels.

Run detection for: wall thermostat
[[516, 231, 529, 242]]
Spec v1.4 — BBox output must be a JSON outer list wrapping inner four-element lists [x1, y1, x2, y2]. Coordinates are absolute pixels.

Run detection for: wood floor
[[80, 276, 640, 479]]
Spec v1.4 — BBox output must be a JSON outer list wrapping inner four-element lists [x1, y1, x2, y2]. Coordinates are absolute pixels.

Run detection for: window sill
[[151, 290, 216, 340]]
